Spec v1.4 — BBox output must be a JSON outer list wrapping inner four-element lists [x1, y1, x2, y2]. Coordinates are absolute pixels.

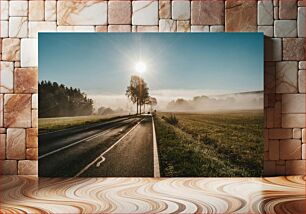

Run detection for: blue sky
[[39, 33, 263, 109]]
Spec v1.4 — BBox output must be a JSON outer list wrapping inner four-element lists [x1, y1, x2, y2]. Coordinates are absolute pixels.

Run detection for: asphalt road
[[39, 115, 154, 177]]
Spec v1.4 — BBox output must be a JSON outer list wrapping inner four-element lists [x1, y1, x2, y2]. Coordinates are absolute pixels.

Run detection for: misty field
[[39, 114, 125, 133], [154, 110, 264, 177]]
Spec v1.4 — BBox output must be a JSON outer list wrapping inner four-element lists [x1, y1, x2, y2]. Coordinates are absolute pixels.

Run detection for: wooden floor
[[0, 176, 305, 213]]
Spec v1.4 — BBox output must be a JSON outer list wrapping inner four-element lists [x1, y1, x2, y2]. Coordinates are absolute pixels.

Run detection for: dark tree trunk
[[136, 100, 138, 115]]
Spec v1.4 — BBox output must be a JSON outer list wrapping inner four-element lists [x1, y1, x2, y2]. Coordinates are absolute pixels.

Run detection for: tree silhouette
[[126, 75, 150, 115], [39, 81, 93, 118]]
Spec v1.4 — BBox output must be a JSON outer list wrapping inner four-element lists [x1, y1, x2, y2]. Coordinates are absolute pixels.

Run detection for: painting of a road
[[38, 33, 264, 177]]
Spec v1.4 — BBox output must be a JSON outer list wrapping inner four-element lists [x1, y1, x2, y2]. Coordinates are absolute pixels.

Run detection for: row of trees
[[39, 81, 94, 118], [125, 75, 157, 114]]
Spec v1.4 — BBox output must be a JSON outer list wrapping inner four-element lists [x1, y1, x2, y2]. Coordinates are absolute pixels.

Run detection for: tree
[[39, 81, 94, 118], [126, 75, 140, 114], [125, 75, 150, 115]]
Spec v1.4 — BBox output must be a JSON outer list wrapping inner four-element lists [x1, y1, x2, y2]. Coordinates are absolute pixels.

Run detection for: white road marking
[[74, 118, 145, 177], [96, 156, 106, 167], [38, 129, 112, 159], [152, 116, 160, 178]]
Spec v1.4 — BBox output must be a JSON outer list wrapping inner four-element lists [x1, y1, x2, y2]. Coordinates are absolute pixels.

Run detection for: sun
[[135, 61, 146, 74]]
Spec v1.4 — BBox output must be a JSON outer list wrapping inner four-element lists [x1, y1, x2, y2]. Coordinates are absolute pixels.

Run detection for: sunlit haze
[[39, 33, 263, 112]]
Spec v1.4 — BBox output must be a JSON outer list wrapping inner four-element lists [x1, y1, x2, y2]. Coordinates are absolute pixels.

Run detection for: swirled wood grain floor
[[0, 176, 305, 214]]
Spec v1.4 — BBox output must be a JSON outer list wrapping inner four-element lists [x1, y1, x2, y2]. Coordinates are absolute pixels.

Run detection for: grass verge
[[39, 114, 127, 133], [154, 111, 264, 177]]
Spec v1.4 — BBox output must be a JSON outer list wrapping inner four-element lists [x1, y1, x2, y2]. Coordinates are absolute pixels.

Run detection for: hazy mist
[[88, 90, 263, 113]]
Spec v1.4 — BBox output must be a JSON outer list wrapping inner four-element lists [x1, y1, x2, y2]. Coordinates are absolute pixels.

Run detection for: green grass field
[[154, 110, 264, 177], [39, 114, 125, 133]]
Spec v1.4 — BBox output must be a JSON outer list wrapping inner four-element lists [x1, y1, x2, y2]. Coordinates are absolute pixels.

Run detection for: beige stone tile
[[45, 1, 57, 21], [14, 61, 20, 68], [0, 94, 3, 127], [172, 1, 190, 21], [95, 26, 108, 32], [18, 160, 37, 175], [0, 1, 9, 21], [177, 21, 190, 32], [14, 68, 38, 94], [4, 94, 31, 128], [298, 7, 305, 37], [274, 20, 297, 37], [282, 94, 305, 114], [29, 0, 44, 21], [293, 128, 302, 139], [266, 93, 276, 108], [210, 25, 225, 32], [302, 144, 306, 159], [159, 1, 171, 19], [57, 0, 107, 25], [225, 0, 256, 32], [279, 0, 297, 19], [274, 7, 279, 20], [282, 114, 305, 128], [299, 61, 306, 70], [29, 21, 57, 38], [26, 128, 37, 148], [298, 0, 305, 6], [26, 148, 38, 160], [264, 160, 276, 176], [258, 26, 273, 37], [266, 108, 274, 128], [298, 70, 305, 93], [286, 160, 305, 175], [283, 38, 305, 61], [32, 110, 38, 128], [132, 1, 158, 25], [57, 26, 95, 32], [32, 94, 38, 110], [6, 128, 25, 159], [9, 17, 28, 38], [192, 0, 224, 25], [264, 62, 276, 93], [21, 38, 38, 67], [303, 129, 306, 143], [9, 1, 28, 17], [274, 100, 282, 128], [108, 25, 131, 32], [159, 19, 176, 32], [275, 164, 285, 175], [132, 25, 136, 32], [269, 128, 292, 139], [280, 139, 302, 160], [2, 38, 20, 61], [0, 61, 14, 93], [264, 151, 269, 160], [269, 140, 279, 160], [108, 1, 131, 24], [0, 134, 5, 159], [136, 26, 158, 32], [258, 0, 273, 25], [264, 38, 282, 61], [0, 128, 6, 134], [191, 25, 209, 32], [276, 61, 298, 93], [0, 160, 17, 175], [1, 21, 9, 37]]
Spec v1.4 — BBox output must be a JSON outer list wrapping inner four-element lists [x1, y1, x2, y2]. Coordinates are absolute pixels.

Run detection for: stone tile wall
[[0, 0, 305, 176]]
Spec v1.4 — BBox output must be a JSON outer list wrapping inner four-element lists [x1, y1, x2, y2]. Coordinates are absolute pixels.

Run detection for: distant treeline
[[39, 81, 93, 118]]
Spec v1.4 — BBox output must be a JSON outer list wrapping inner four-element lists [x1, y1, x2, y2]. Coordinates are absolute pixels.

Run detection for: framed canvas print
[[38, 33, 264, 177]]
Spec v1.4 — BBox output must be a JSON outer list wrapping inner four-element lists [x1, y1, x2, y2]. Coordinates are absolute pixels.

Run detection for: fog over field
[[88, 90, 263, 113]]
